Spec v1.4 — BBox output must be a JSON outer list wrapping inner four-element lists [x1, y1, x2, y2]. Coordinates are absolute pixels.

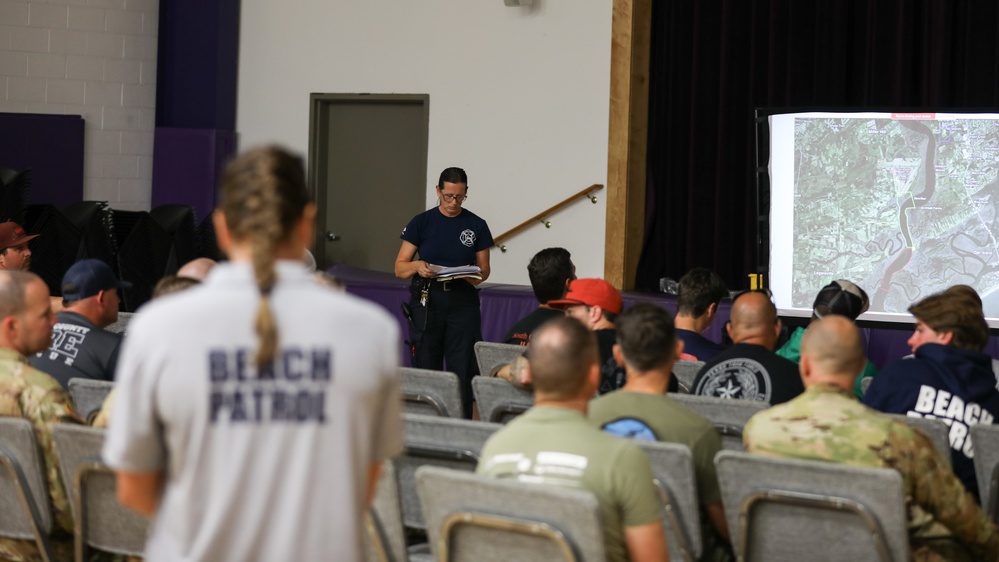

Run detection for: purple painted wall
[[151, 0, 240, 217], [0, 113, 84, 211], [151, 128, 235, 222]]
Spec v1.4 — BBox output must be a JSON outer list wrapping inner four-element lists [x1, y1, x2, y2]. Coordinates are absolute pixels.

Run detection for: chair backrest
[[400, 367, 463, 418], [971, 424, 999, 522], [416, 465, 607, 562], [51, 424, 148, 557], [715, 450, 909, 562], [364, 461, 405, 562], [672, 360, 704, 394], [0, 417, 54, 550], [103, 311, 133, 335], [669, 394, 768, 451], [67, 379, 114, 422], [472, 376, 534, 424], [885, 414, 951, 467], [395, 414, 502, 529], [473, 341, 525, 378], [637, 441, 702, 562]]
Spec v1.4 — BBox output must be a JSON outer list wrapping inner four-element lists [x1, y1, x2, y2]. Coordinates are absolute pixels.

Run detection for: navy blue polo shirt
[[401, 208, 493, 267]]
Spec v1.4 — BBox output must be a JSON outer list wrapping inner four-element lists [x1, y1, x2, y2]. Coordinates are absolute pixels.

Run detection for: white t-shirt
[[104, 261, 403, 562]]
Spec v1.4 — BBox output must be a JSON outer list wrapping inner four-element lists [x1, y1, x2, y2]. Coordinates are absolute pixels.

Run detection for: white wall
[[237, 0, 613, 285], [0, 0, 159, 211]]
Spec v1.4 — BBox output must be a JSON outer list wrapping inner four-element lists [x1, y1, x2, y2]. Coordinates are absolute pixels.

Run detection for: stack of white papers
[[429, 264, 482, 281]]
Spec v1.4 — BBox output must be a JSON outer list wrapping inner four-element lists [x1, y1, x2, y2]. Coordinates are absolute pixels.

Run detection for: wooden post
[[605, 0, 651, 290]]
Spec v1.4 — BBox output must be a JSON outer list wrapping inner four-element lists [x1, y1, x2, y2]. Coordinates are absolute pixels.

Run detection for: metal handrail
[[492, 184, 603, 252]]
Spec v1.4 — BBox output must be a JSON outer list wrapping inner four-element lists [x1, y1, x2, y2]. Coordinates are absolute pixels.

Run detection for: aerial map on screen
[[784, 113, 999, 319]]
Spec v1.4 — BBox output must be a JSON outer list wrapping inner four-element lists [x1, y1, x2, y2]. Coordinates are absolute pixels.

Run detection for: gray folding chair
[[416, 465, 607, 562], [0, 418, 60, 561], [715, 450, 909, 562], [471, 376, 534, 424], [400, 367, 463, 418], [669, 394, 768, 450], [672, 360, 705, 394], [885, 414, 951, 467], [971, 424, 999, 523], [103, 311, 133, 335], [364, 461, 405, 562], [473, 341, 525, 378], [67, 379, 114, 423], [637, 441, 703, 562], [394, 414, 502, 531], [52, 424, 148, 561]]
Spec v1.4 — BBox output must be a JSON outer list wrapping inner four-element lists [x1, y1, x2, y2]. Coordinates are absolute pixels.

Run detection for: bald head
[[526, 317, 599, 401], [800, 315, 865, 387], [0, 270, 33, 319], [0, 271, 54, 355], [177, 258, 217, 281], [728, 291, 780, 349]]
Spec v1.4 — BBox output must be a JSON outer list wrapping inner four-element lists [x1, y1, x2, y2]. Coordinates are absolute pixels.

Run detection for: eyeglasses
[[440, 193, 467, 203]]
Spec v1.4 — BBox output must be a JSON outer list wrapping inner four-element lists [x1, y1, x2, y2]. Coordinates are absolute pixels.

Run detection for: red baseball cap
[[547, 278, 623, 315], [0, 222, 38, 251]]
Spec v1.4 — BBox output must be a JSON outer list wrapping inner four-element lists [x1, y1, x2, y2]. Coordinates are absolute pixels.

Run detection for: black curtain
[[636, 0, 999, 291]]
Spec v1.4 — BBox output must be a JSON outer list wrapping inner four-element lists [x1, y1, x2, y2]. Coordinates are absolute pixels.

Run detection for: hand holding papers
[[428, 264, 482, 282]]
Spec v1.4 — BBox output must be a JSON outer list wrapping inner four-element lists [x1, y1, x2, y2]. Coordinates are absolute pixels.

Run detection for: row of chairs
[[0, 403, 991, 561], [0, 420, 146, 561], [372, 413, 999, 562], [398, 365, 953, 461], [410, 451, 910, 562]]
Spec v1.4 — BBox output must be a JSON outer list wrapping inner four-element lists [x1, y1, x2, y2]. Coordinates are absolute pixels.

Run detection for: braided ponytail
[[219, 146, 310, 366]]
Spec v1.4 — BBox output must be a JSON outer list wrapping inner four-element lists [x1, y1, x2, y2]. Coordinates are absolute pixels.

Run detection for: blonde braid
[[220, 146, 310, 366]]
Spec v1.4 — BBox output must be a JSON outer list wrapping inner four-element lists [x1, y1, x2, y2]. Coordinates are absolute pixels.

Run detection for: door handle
[[325, 231, 340, 241]]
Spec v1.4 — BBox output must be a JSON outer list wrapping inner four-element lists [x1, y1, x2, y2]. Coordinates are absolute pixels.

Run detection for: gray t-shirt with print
[[103, 262, 403, 562]]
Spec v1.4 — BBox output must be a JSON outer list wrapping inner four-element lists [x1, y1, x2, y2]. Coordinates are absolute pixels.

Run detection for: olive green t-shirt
[[477, 406, 661, 562], [588, 390, 723, 505]]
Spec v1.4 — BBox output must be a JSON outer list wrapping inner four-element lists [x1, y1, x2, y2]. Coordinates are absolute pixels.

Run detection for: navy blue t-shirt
[[401, 207, 493, 267], [676, 328, 725, 361]]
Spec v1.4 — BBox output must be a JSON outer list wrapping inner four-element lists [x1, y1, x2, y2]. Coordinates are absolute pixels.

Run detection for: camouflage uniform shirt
[[0, 348, 77, 560], [744, 382, 999, 561]]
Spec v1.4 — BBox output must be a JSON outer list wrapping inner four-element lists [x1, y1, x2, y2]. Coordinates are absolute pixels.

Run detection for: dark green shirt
[[589, 390, 723, 504]]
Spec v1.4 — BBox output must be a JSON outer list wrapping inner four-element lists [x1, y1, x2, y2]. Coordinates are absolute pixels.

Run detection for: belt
[[434, 278, 458, 291]]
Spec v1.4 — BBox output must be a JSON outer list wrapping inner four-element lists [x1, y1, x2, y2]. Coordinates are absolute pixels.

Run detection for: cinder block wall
[[0, 0, 159, 211]]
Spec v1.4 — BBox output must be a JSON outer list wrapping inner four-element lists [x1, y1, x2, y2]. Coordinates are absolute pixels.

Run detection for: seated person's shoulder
[[20, 364, 68, 396], [11, 368, 79, 422], [90, 388, 117, 428]]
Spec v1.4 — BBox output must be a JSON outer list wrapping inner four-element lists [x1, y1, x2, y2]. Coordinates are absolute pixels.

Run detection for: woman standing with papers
[[394, 167, 493, 417]]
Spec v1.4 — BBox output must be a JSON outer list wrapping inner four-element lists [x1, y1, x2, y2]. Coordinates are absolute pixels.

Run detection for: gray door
[[309, 94, 429, 273]]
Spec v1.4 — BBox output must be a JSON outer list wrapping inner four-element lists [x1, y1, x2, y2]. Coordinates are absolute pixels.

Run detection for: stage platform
[[332, 264, 999, 370]]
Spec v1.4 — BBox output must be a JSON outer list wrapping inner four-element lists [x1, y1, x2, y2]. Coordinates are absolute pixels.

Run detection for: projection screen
[[767, 110, 999, 327]]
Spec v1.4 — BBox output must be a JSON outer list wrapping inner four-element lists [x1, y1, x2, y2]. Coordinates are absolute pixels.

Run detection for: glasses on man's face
[[440, 193, 467, 203]]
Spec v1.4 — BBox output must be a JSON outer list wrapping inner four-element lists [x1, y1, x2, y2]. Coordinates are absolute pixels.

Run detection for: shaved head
[[526, 316, 599, 401], [0, 270, 32, 318], [177, 258, 217, 281], [728, 291, 780, 348], [801, 315, 865, 380]]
